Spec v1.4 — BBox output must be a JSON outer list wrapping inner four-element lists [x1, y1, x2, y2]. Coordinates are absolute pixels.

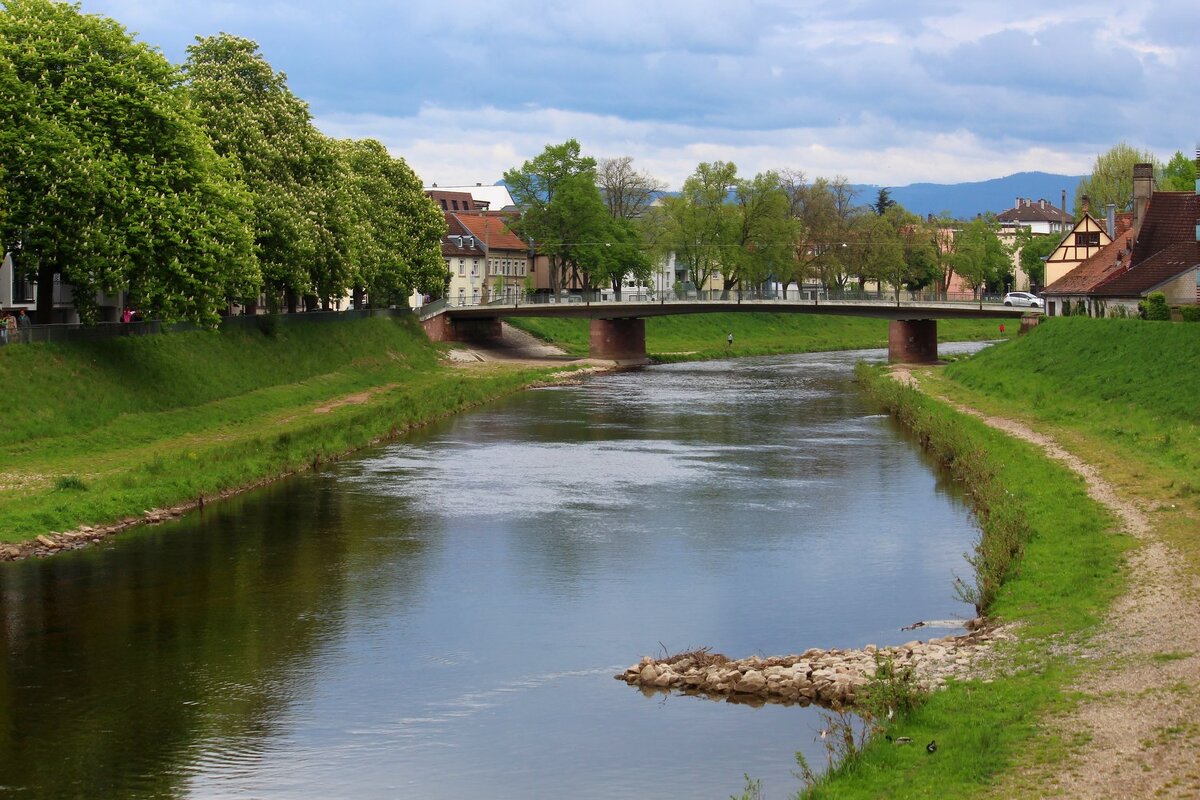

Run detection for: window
[[472, 259, 478, 274], [1075, 232, 1100, 247], [451, 200, 459, 210], [458, 259, 465, 275]]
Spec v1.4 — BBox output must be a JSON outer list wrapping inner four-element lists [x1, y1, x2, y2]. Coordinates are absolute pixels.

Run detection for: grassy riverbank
[[800, 317, 1199, 797], [508, 313, 1010, 360], [0, 315, 569, 545]]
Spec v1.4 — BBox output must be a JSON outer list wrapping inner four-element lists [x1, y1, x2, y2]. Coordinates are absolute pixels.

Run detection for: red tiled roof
[[1043, 235, 1133, 294], [442, 214, 485, 257], [454, 213, 528, 252], [1046, 192, 1200, 298], [1130, 193, 1197, 264], [1091, 241, 1200, 297]]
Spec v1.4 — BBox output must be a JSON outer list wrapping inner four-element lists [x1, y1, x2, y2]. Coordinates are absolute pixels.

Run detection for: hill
[[855, 171, 1085, 220]]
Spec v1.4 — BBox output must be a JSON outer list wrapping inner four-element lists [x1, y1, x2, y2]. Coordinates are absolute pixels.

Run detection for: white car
[[1003, 291, 1043, 308]]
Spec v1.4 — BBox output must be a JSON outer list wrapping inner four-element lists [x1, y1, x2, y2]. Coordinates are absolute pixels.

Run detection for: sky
[[81, 0, 1198, 191]]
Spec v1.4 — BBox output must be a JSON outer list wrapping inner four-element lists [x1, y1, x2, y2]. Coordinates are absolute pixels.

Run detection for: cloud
[[316, 105, 1099, 189], [78, 0, 1196, 185]]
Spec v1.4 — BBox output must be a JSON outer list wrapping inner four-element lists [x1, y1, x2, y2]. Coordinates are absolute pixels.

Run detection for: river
[[0, 345, 985, 799]]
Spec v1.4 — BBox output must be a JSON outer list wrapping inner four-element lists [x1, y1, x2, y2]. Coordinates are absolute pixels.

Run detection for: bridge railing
[[434, 287, 1008, 309]]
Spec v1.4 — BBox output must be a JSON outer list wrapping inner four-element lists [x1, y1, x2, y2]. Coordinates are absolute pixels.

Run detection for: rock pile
[[615, 623, 1006, 708]]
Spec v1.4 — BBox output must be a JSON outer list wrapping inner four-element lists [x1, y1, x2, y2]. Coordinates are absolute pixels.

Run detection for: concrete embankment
[[616, 621, 1008, 707]]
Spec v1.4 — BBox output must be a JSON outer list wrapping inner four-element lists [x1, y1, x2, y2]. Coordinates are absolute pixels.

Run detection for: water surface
[[0, 346, 984, 798]]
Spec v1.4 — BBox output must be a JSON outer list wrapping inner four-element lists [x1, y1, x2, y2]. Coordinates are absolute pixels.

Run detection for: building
[[995, 195, 1074, 292], [1041, 201, 1123, 287], [424, 184, 517, 213], [1043, 161, 1200, 317], [996, 195, 1073, 237], [454, 214, 531, 302]]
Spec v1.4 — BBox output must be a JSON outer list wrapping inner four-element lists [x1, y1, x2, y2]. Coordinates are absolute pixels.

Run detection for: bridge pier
[[589, 318, 648, 364], [421, 314, 502, 344], [888, 319, 938, 364]]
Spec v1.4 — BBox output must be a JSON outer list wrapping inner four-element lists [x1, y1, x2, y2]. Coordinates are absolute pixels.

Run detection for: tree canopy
[[0, 0, 258, 323], [1160, 150, 1197, 192], [1073, 142, 1159, 214], [504, 140, 646, 293]]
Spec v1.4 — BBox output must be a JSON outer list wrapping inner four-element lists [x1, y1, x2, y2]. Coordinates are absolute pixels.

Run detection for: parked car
[[1003, 291, 1043, 308]]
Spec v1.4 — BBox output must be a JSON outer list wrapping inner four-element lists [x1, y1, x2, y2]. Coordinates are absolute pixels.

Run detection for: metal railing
[[430, 287, 1012, 310]]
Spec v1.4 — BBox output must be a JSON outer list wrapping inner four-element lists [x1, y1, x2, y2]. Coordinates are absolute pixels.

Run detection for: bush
[[1140, 292, 1170, 321], [1179, 305, 1200, 323]]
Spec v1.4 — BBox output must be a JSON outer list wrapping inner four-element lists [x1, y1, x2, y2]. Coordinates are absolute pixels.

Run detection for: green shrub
[[1179, 304, 1200, 323], [54, 475, 88, 491], [1141, 292, 1170, 320]]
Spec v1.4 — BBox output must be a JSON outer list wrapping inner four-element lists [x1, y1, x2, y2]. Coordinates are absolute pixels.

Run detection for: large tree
[[504, 139, 608, 293], [950, 215, 1010, 296], [184, 33, 336, 311], [1015, 230, 1060, 290], [649, 161, 739, 292], [844, 210, 908, 298], [1073, 142, 1159, 214], [728, 170, 797, 293], [597, 156, 665, 220], [336, 138, 447, 308], [1160, 150, 1197, 192], [0, 0, 258, 324]]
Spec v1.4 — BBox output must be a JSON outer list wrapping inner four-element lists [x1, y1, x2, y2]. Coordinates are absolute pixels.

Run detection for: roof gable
[[454, 213, 528, 252], [1044, 212, 1115, 266]]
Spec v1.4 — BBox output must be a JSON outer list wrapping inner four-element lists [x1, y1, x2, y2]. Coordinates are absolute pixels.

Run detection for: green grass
[[0, 316, 569, 543], [508, 313, 1011, 360], [799, 316, 1200, 797], [938, 316, 1200, 570], [792, 368, 1129, 798]]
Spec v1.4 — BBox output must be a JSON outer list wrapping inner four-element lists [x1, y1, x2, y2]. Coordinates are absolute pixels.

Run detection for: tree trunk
[[285, 289, 298, 314], [352, 285, 364, 310]]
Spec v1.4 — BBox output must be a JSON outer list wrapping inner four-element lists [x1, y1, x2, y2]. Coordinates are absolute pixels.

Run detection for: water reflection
[[1, 345, 987, 799]]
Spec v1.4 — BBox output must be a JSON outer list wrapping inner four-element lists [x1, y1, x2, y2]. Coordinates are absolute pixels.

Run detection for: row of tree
[[506, 140, 1018, 298], [0, 0, 447, 324], [509, 136, 1197, 298]]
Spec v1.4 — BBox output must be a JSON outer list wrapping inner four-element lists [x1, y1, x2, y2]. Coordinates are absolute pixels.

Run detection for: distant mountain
[[853, 171, 1085, 220]]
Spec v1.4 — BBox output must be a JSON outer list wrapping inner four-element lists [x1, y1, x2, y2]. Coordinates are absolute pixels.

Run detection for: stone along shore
[[615, 621, 1007, 707]]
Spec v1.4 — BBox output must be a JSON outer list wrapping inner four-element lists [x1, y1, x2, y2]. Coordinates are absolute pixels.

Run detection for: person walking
[[726, 332, 734, 351], [16, 308, 31, 343], [3, 310, 16, 345]]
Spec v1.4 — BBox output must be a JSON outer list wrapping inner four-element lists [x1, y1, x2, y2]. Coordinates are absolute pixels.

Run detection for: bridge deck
[[426, 296, 1036, 322]]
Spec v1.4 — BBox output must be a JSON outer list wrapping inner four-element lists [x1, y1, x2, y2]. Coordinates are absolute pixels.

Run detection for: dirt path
[[894, 367, 1200, 798]]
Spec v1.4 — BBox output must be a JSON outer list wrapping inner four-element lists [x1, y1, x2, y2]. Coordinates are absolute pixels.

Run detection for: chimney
[[1015, 197, 1021, 209], [1039, 199, 1046, 209], [1194, 148, 1199, 243], [1061, 189, 1066, 212], [1106, 203, 1116, 238], [1132, 162, 1154, 234], [1081, 194, 1090, 214]]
